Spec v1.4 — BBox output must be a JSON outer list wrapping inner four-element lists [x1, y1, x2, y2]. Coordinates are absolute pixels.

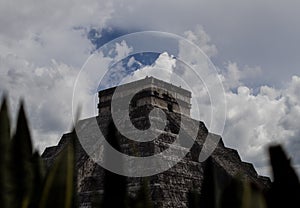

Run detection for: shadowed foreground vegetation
[[0, 98, 152, 208], [187, 145, 300, 208], [0, 97, 299, 208]]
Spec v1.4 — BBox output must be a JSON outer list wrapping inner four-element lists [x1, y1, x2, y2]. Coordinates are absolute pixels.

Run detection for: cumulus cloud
[[1, 0, 299, 178], [109, 0, 300, 86], [124, 52, 176, 83], [0, 0, 114, 67], [0, 0, 113, 39], [0, 54, 78, 150], [0, 0, 115, 151], [221, 66, 300, 176], [114, 40, 133, 61], [221, 62, 262, 90], [73, 40, 136, 120], [183, 25, 218, 58]]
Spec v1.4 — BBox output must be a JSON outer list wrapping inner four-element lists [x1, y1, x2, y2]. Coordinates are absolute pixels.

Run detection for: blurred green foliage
[[0, 98, 77, 208], [188, 145, 300, 208], [0, 98, 153, 208]]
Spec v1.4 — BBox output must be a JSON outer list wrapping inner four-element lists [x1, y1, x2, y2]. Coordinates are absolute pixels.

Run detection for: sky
[[0, 0, 299, 177]]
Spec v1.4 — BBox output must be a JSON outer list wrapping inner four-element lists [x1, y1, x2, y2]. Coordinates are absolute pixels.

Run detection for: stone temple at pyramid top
[[97, 76, 192, 116]]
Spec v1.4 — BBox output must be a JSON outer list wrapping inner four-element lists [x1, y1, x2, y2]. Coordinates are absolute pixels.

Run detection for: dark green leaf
[[267, 145, 300, 208], [131, 178, 153, 208], [39, 130, 76, 208], [0, 97, 12, 208], [10, 102, 34, 207], [102, 122, 128, 208]]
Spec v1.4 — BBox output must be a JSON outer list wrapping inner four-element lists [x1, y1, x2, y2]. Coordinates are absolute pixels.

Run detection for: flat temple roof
[[98, 76, 192, 97]]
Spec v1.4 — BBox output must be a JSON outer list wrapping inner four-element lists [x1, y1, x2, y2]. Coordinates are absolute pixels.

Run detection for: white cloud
[[0, 0, 114, 151], [220, 62, 262, 90], [127, 56, 142, 68], [179, 26, 300, 177], [108, 0, 300, 85], [0, 0, 113, 40], [183, 25, 218, 58], [0, 36, 134, 151], [221, 66, 300, 176], [0, 54, 78, 150], [114, 40, 133, 61], [123, 52, 176, 83], [73, 40, 136, 120], [0, 0, 299, 178], [0, 0, 114, 67]]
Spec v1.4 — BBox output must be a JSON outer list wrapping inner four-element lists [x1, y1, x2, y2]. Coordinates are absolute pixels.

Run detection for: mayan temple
[[42, 76, 270, 208]]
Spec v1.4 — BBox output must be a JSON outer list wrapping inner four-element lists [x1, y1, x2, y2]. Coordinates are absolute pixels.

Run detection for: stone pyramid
[[42, 77, 270, 208]]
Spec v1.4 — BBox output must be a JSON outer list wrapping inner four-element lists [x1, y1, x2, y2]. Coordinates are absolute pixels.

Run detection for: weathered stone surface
[[42, 77, 270, 208]]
